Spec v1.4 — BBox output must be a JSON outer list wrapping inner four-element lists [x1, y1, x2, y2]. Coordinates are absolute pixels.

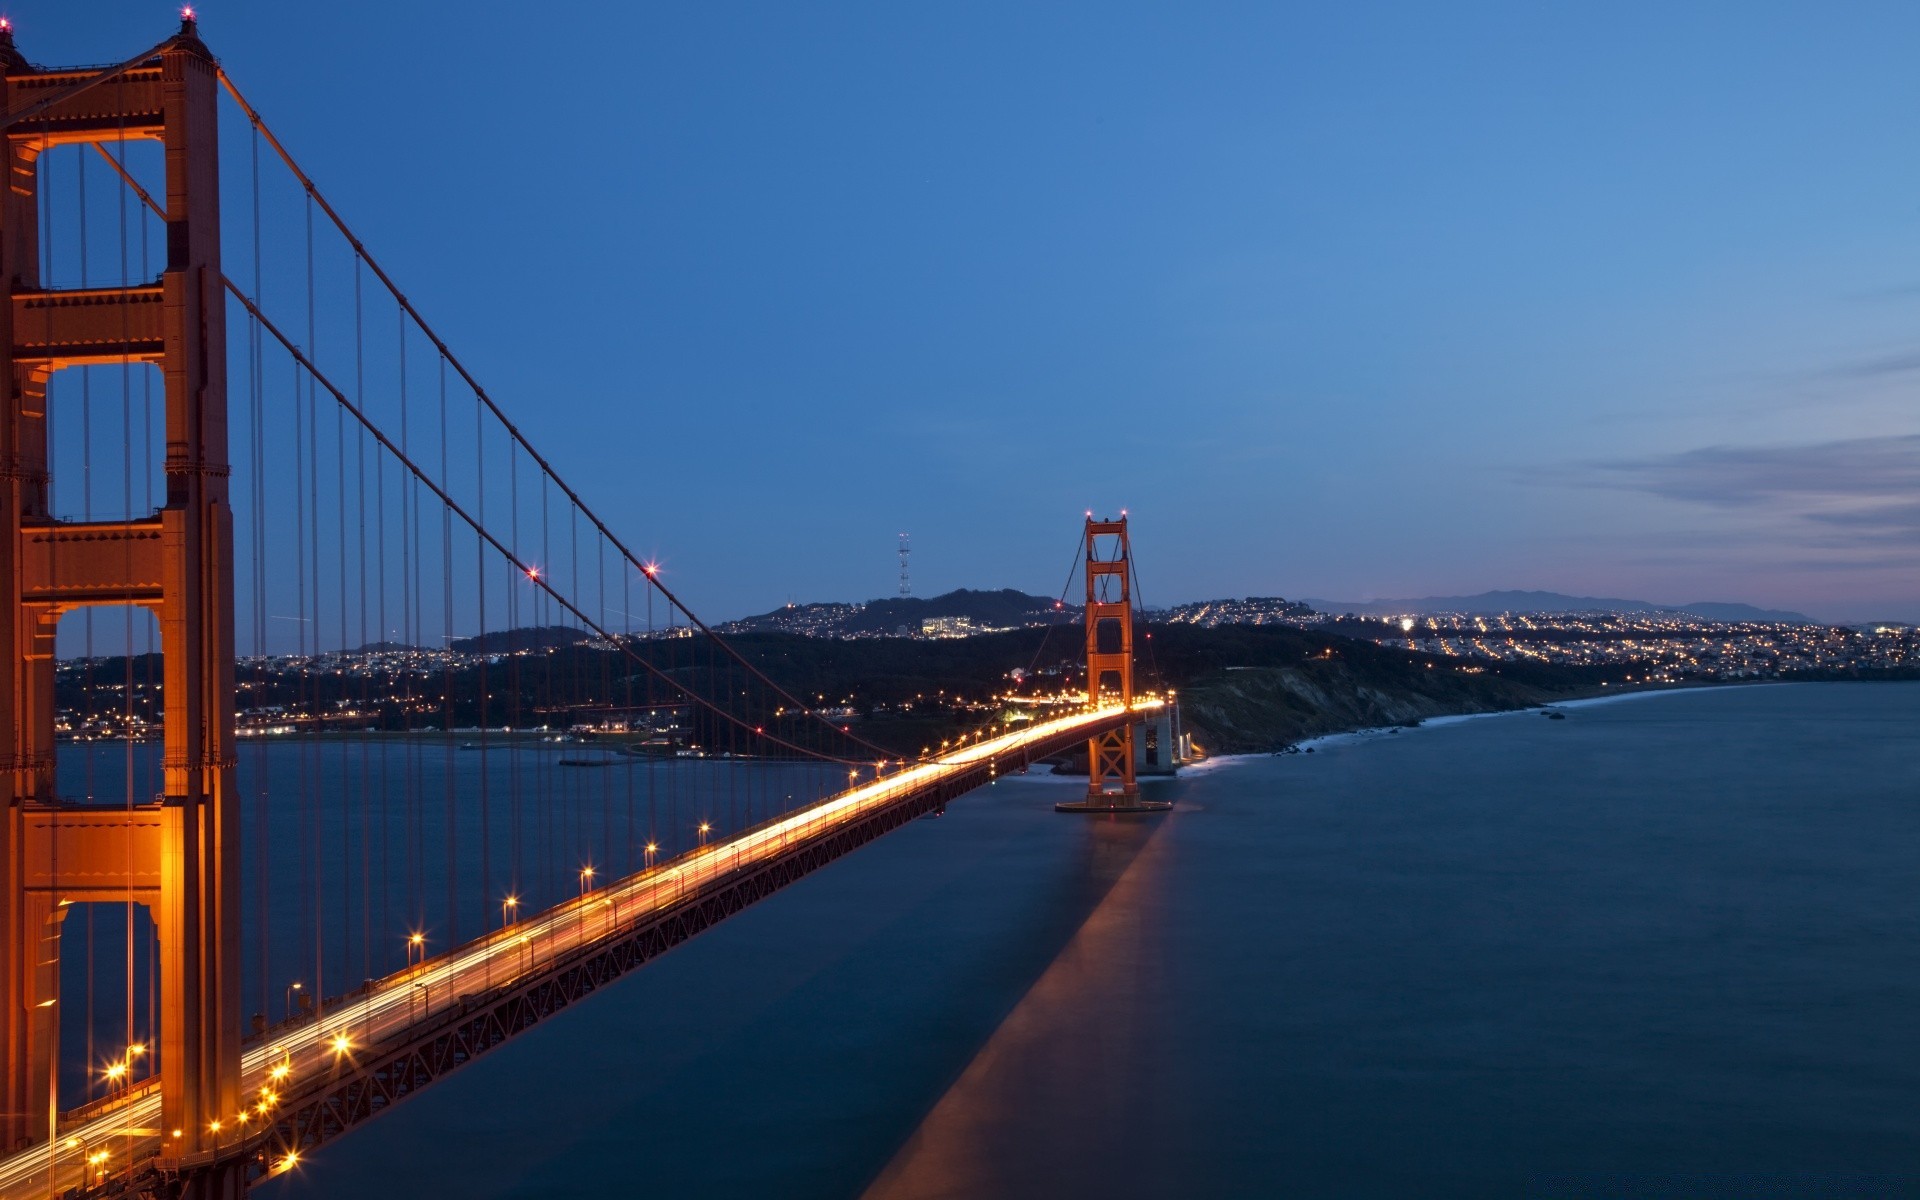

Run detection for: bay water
[[239, 682, 1920, 1198]]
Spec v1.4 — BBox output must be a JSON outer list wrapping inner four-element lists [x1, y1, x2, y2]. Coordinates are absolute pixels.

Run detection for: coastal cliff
[[1137, 624, 1610, 754], [1178, 661, 1564, 753]]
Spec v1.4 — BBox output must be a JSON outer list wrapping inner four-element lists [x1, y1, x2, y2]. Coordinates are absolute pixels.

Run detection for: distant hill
[[448, 625, 596, 655], [1672, 601, 1814, 624], [1300, 590, 1813, 624], [723, 588, 1069, 638]]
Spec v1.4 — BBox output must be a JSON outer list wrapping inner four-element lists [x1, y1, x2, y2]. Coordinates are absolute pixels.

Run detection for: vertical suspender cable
[[248, 120, 270, 1026], [304, 189, 322, 1016], [355, 260, 373, 992], [440, 354, 455, 947], [475, 373, 491, 936], [370, 259, 391, 969], [112, 93, 137, 1108]]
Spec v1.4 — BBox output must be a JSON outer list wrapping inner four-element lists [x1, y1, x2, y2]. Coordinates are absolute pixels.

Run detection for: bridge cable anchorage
[[217, 279, 874, 768], [211, 67, 907, 765]]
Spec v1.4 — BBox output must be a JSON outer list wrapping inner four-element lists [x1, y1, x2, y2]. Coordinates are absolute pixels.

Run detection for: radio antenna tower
[[898, 533, 911, 596]]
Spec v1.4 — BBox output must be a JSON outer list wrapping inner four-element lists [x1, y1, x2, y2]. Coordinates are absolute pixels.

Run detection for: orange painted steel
[[0, 18, 243, 1196], [1083, 515, 1138, 801]]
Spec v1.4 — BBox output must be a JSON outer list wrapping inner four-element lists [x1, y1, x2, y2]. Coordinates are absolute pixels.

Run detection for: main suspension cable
[[224, 279, 879, 767], [214, 69, 904, 763]]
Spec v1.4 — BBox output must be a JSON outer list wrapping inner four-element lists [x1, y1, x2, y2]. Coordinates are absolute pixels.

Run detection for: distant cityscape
[[718, 588, 1916, 684], [52, 588, 1915, 744], [1223, 603, 1917, 684]]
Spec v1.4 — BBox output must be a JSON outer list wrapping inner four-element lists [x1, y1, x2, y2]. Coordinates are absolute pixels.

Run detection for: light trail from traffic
[[0, 700, 1156, 1199]]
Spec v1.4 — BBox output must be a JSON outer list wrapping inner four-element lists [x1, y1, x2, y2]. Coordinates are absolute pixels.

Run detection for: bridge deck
[[0, 703, 1152, 1199]]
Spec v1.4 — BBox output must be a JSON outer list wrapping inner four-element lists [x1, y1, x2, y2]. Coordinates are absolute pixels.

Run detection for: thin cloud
[[1829, 350, 1920, 379], [1580, 434, 1920, 508], [1546, 434, 1920, 575], [1847, 281, 1920, 303], [1803, 500, 1920, 535]]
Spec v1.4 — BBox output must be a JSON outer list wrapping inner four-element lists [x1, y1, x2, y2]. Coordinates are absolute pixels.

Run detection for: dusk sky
[[20, 2, 1920, 622]]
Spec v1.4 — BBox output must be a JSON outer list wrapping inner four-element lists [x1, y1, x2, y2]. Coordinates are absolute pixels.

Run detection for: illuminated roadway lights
[[502, 894, 520, 928], [0, 704, 1145, 1194], [286, 980, 305, 1023], [406, 933, 426, 1020]]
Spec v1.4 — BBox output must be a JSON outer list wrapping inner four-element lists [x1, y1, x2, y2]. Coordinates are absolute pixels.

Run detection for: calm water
[[260, 683, 1919, 1198], [50, 740, 838, 1102]]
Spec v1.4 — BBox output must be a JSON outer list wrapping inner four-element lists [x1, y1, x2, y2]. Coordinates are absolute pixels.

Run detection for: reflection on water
[[863, 814, 1176, 1199], [267, 684, 1919, 1199]]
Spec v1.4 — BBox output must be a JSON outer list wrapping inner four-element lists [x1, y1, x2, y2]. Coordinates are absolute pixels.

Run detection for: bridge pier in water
[[0, 19, 244, 1195], [1058, 514, 1171, 814]]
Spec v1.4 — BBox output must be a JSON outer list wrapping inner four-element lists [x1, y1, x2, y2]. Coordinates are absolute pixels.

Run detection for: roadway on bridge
[[0, 701, 1155, 1199]]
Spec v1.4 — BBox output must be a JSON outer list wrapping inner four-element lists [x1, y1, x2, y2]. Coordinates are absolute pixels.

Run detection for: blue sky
[[17, 2, 1920, 622]]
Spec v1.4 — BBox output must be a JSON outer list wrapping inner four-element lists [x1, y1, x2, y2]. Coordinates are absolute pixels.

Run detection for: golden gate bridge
[[0, 17, 1171, 1198]]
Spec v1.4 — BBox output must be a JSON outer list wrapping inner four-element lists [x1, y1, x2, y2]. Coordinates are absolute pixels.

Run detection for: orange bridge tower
[[1057, 514, 1169, 815], [0, 17, 243, 1195]]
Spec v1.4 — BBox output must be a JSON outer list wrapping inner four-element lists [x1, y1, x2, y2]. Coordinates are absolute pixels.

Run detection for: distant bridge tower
[[1057, 513, 1169, 814], [898, 532, 910, 597], [0, 17, 243, 1195]]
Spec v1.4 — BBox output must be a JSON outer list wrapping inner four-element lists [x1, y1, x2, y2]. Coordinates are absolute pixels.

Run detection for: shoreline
[[1211, 679, 1815, 762]]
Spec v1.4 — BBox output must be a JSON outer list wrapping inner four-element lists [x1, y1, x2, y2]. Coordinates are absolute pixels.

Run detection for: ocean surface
[[248, 682, 1919, 1199]]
